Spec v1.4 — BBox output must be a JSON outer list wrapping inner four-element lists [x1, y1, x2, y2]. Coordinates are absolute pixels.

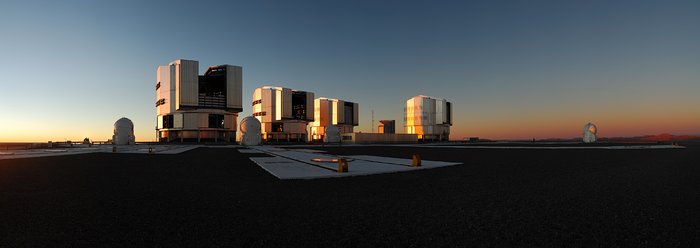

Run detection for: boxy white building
[[310, 97, 359, 141], [404, 95, 452, 141], [252, 86, 314, 142], [156, 59, 242, 142]]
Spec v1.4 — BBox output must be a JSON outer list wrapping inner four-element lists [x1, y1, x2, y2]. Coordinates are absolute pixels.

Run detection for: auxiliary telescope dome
[[324, 125, 340, 143], [582, 122, 597, 143], [240, 116, 262, 146], [113, 117, 135, 145]]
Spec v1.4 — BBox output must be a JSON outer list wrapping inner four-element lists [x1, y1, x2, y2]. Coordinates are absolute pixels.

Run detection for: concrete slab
[[0, 145, 204, 160], [249, 157, 338, 179], [346, 155, 461, 168], [247, 146, 462, 179], [154, 146, 202, 154], [238, 149, 266, 153]]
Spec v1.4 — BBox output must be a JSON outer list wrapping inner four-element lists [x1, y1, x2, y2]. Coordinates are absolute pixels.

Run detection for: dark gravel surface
[[1, 144, 699, 247]]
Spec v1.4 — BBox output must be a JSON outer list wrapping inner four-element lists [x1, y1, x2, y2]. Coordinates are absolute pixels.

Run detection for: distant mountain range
[[602, 133, 700, 142], [536, 134, 700, 143]]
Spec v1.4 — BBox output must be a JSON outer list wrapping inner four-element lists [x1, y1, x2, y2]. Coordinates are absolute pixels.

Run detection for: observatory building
[[113, 117, 135, 145], [239, 116, 262, 146], [252, 86, 314, 142], [155, 59, 242, 142], [310, 97, 359, 141], [378, 120, 395, 134], [404, 95, 453, 141], [583, 122, 598, 143]]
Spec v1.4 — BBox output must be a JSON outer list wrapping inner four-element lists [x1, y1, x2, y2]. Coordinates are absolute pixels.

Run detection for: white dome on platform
[[113, 117, 135, 145], [583, 122, 597, 143], [324, 125, 340, 143], [240, 116, 262, 146]]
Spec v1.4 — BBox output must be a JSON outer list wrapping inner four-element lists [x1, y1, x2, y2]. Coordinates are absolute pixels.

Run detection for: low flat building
[[252, 86, 314, 142], [310, 97, 359, 141], [404, 95, 453, 141], [156, 59, 242, 142], [378, 120, 395, 134]]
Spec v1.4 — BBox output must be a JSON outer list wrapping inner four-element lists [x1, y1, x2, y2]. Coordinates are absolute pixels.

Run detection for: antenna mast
[[371, 110, 375, 133]]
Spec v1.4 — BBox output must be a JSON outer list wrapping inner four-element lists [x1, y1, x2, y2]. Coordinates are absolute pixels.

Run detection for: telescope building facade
[[404, 95, 452, 141], [310, 97, 359, 141], [156, 59, 243, 142], [252, 86, 314, 142]]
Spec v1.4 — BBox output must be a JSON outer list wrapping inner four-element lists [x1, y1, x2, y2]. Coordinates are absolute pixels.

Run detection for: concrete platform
[[0, 145, 201, 160], [247, 146, 461, 179]]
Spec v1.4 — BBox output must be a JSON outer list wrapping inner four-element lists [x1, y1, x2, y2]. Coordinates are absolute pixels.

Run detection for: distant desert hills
[[537, 133, 700, 143], [602, 133, 700, 142]]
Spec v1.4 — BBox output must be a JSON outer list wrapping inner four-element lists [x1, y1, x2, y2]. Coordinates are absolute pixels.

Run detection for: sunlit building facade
[[310, 97, 359, 141], [404, 95, 452, 141], [252, 86, 314, 142], [156, 59, 242, 142]]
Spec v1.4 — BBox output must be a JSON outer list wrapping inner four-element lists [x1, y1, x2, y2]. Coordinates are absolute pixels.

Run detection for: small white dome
[[583, 122, 597, 143], [240, 116, 262, 146], [324, 125, 340, 143], [113, 117, 135, 145]]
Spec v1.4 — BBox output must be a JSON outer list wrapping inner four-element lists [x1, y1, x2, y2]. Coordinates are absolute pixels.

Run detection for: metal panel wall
[[198, 113, 208, 128], [312, 98, 329, 127], [336, 100, 345, 124], [183, 113, 199, 129], [281, 88, 292, 119], [226, 65, 243, 111], [224, 114, 236, 130], [264, 88, 274, 122], [353, 102, 359, 126], [156, 65, 172, 115], [157, 115, 164, 129], [306, 92, 314, 121], [436, 99, 445, 125], [174, 114, 184, 128], [176, 60, 199, 109], [447, 101, 453, 125]]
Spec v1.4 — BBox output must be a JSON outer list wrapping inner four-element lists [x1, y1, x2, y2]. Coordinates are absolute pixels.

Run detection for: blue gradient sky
[[1, 0, 699, 142]]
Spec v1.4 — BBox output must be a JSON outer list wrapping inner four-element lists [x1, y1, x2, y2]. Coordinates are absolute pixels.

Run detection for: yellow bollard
[[338, 158, 349, 173], [412, 154, 421, 167]]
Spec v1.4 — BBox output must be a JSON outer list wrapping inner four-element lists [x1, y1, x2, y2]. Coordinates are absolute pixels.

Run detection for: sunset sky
[[1, 0, 698, 142]]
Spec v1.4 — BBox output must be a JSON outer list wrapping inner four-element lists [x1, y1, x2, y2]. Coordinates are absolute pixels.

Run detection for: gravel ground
[[1, 144, 698, 247]]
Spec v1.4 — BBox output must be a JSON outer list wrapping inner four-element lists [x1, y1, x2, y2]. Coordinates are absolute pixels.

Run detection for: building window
[[209, 114, 225, 128], [156, 98, 166, 107], [198, 68, 227, 109], [446, 102, 452, 124], [343, 102, 354, 124], [253, 111, 266, 116], [272, 122, 284, 132], [162, 115, 174, 128], [252, 99, 262, 106], [291, 91, 307, 120]]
